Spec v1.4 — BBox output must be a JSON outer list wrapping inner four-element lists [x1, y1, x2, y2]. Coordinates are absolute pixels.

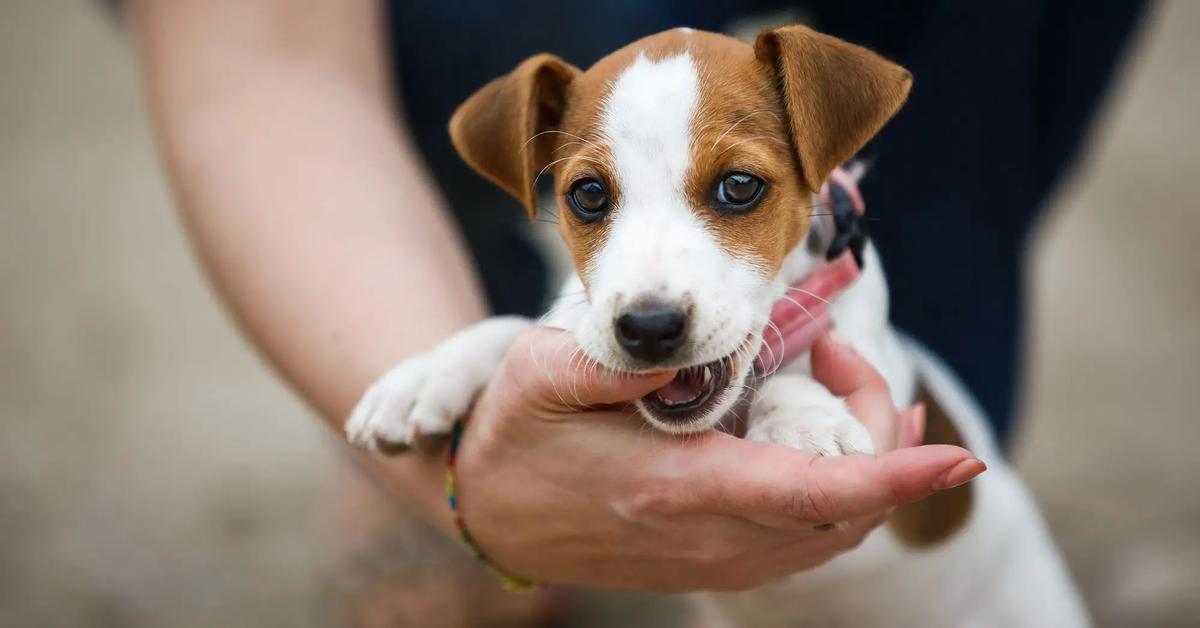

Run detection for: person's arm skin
[[131, 0, 984, 591], [130, 0, 475, 527]]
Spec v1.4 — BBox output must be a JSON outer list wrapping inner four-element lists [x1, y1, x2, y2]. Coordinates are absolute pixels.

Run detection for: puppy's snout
[[615, 304, 688, 363]]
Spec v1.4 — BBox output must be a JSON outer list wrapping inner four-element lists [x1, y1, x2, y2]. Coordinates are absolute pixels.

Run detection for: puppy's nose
[[615, 304, 687, 363]]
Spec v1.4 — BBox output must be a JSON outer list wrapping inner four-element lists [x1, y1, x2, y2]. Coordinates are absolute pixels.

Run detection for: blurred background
[[2, 2, 1198, 627]]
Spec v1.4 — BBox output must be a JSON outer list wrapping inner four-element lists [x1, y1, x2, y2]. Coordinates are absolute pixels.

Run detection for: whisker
[[709, 110, 781, 151], [764, 320, 786, 376], [531, 155, 607, 198], [523, 129, 603, 154], [779, 295, 819, 324], [788, 287, 833, 307], [728, 382, 760, 396], [756, 325, 778, 377], [716, 135, 790, 156], [552, 141, 585, 154], [537, 298, 587, 325]]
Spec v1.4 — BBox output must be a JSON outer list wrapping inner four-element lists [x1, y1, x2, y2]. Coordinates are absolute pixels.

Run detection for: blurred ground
[[1, 2, 1197, 627]]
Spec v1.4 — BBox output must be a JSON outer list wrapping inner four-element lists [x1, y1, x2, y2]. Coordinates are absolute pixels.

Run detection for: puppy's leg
[[745, 375, 875, 457], [345, 316, 530, 454]]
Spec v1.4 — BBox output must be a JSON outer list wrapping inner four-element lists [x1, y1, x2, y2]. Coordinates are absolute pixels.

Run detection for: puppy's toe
[[407, 387, 466, 439], [799, 423, 849, 458], [344, 356, 429, 454], [747, 405, 875, 458], [835, 418, 876, 455]]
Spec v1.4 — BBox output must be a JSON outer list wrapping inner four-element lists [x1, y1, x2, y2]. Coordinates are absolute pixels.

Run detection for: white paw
[[345, 353, 471, 454], [746, 377, 875, 457], [344, 317, 530, 455]]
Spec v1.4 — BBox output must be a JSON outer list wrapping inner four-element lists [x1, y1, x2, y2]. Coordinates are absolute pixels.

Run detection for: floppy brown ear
[[755, 24, 912, 191], [449, 54, 580, 219]]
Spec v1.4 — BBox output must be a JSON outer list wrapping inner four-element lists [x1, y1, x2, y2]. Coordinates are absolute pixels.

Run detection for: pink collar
[[753, 166, 866, 375]]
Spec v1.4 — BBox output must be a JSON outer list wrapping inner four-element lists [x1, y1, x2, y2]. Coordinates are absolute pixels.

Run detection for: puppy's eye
[[567, 178, 611, 222], [714, 172, 766, 213]]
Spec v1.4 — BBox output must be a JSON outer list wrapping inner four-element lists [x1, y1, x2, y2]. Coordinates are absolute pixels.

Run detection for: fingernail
[[933, 458, 987, 490]]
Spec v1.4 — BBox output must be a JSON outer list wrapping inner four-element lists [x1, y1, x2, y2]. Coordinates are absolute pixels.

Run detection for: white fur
[[746, 375, 874, 456], [345, 316, 529, 451], [571, 52, 777, 432], [346, 50, 1086, 627]]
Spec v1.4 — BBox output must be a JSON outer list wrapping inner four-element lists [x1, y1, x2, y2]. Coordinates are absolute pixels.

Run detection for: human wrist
[[446, 419, 537, 591]]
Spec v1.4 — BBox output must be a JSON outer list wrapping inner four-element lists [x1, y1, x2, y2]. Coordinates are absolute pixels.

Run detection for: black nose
[[615, 305, 687, 363]]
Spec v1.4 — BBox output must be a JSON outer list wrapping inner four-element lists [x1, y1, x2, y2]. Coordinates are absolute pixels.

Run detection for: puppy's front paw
[[746, 376, 875, 457], [345, 317, 530, 455], [345, 353, 471, 455]]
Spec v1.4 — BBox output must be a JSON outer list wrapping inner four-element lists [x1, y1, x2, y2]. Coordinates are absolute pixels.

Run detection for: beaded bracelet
[[445, 419, 537, 592]]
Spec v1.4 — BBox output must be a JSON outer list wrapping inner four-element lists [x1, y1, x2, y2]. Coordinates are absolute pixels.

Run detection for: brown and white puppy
[[347, 25, 1089, 627]]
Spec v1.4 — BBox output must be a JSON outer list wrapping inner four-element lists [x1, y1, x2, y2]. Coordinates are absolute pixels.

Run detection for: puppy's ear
[[755, 24, 911, 191], [449, 54, 580, 219]]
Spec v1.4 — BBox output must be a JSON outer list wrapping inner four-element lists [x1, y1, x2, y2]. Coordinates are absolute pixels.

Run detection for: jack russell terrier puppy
[[346, 24, 1090, 627]]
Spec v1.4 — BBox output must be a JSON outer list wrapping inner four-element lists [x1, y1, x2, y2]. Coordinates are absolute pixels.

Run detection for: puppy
[[346, 25, 1089, 627]]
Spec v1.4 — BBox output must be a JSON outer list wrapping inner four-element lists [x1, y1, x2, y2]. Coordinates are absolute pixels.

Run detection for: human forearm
[[130, 0, 483, 527], [131, 0, 485, 423]]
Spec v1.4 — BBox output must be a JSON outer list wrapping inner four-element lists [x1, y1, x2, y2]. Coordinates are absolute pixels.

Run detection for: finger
[[756, 256, 858, 369], [785, 511, 887, 555], [504, 327, 675, 409], [810, 334, 896, 450], [761, 512, 884, 578], [705, 439, 985, 524], [897, 403, 926, 449], [793, 445, 986, 521]]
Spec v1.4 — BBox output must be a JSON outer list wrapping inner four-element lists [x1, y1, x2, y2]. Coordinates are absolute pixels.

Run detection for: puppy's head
[[451, 26, 910, 433]]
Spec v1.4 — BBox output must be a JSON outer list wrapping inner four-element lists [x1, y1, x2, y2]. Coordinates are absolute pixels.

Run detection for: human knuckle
[[502, 332, 540, 374], [490, 360, 540, 410], [619, 485, 687, 521], [490, 384, 527, 420], [790, 481, 837, 523]]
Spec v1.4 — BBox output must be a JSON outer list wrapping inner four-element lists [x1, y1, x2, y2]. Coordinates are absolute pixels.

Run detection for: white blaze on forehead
[[591, 51, 713, 285], [600, 52, 698, 215], [588, 51, 706, 290]]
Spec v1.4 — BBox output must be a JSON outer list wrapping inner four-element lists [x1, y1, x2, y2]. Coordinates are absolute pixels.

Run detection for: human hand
[[452, 328, 983, 592]]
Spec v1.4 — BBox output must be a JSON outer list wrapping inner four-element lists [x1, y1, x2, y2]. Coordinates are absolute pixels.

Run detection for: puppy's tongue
[[655, 367, 709, 405]]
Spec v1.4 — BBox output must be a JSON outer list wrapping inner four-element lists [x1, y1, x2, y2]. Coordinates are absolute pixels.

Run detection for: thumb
[[505, 327, 676, 409]]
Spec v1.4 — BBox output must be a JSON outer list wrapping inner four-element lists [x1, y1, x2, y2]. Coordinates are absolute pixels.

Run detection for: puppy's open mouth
[[641, 356, 733, 424]]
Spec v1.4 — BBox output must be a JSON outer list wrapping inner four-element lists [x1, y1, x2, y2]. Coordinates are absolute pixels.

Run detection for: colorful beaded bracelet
[[445, 419, 537, 592]]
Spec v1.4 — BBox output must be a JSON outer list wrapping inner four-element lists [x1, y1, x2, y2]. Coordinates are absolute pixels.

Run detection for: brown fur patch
[[448, 53, 579, 219], [449, 25, 912, 287], [754, 24, 913, 191], [888, 384, 975, 547], [685, 31, 812, 275]]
